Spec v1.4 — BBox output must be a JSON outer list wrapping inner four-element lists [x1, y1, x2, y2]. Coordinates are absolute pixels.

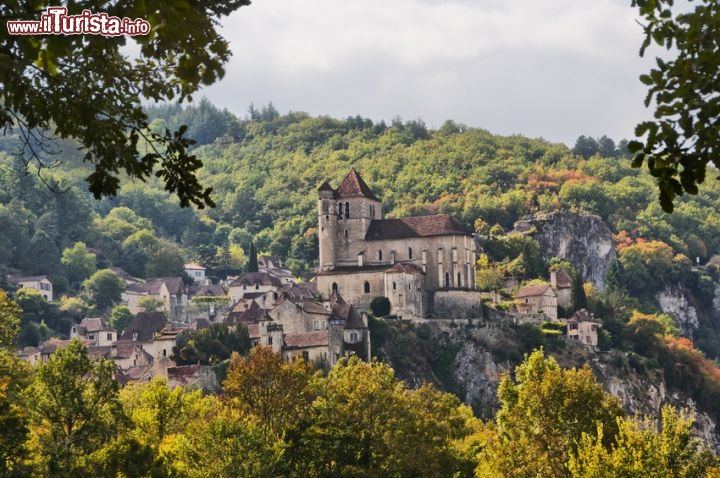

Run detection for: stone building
[[316, 169, 477, 320]]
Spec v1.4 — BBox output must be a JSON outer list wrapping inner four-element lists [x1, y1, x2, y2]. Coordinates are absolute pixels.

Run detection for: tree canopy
[[0, 0, 251, 208]]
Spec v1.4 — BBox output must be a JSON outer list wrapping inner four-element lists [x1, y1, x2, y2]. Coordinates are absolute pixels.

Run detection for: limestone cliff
[[375, 319, 720, 451], [516, 212, 616, 290]]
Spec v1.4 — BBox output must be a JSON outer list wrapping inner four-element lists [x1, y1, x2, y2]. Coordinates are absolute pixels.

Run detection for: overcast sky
[[199, 0, 656, 147]]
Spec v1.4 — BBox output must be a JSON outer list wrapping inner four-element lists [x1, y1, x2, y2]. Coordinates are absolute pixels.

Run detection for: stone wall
[[431, 290, 484, 320]]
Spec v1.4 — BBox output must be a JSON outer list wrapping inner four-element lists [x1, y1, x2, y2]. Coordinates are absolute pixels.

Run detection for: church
[[316, 169, 477, 320]]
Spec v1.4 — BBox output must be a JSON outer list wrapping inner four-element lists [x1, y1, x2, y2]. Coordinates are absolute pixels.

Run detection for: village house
[[122, 277, 188, 318], [316, 169, 477, 320], [227, 272, 284, 305], [184, 263, 208, 285], [566, 309, 601, 348], [514, 283, 558, 320], [7, 275, 53, 301], [70, 317, 117, 346], [258, 255, 295, 284]]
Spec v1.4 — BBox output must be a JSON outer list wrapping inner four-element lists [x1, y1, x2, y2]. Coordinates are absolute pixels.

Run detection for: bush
[[370, 296, 391, 317]]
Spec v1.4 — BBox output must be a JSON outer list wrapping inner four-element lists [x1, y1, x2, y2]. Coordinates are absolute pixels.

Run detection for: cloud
[[199, 0, 654, 145]]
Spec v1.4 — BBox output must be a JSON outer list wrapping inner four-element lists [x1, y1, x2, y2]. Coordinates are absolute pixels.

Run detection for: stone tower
[[318, 169, 381, 271]]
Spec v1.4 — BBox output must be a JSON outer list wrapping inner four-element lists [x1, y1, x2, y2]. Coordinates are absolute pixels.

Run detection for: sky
[[199, 0, 657, 147]]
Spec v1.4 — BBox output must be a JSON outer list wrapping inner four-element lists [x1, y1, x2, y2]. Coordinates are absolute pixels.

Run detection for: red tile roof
[[334, 168, 380, 201], [365, 215, 470, 240], [284, 331, 329, 349], [516, 284, 554, 298]]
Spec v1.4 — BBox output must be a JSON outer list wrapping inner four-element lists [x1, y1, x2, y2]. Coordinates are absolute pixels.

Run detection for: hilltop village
[[13, 169, 602, 388]]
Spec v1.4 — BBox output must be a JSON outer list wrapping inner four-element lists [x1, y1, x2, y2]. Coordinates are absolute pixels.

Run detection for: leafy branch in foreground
[[0, 1, 252, 208]]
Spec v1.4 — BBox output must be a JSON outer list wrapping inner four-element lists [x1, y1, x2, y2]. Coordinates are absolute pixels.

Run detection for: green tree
[[138, 296, 165, 313], [61, 242, 96, 289], [477, 349, 623, 477], [1, 1, 252, 208], [26, 339, 125, 476], [109, 306, 134, 333], [82, 269, 125, 311], [629, 0, 720, 212], [370, 296, 391, 317], [223, 347, 314, 439], [173, 323, 251, 365], [0, 290, 21, 349], [246, 240, 259, 272], [570, 406, 718, 477]]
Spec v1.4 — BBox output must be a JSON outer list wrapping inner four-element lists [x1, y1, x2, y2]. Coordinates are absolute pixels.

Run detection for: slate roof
[[189, 284, 226, 297], [225, 301, 272, 325], [334, 168, 380, 201], [78, 317, 113, 333], [282, 282, 317, 300], [569, 309, 599, 323], [516, 284, 555, 298], [228, 272, 283, 288], [284, 331, 329, 349], [120, 312, 167, 342], [332, 302, 366, 329], [127, 277, 185, 296], [365, 215, 470, 240]]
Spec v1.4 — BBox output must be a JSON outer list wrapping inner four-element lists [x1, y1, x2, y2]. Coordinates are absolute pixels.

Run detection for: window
[[88, 334, 94, 340], [338, 201, 343, 219], [378, 250, 383, 261], [255, 283, 259, 290], [267, 336, 273, 345], [107, 333, 112, 341], [444, 273, 450, 288], [344, 228, 348, 239], [393, 282, 396, 290], [302, 351, 310, 360], [162, 349, 167, 357], [457, 272, 461, 287], [313, 320, 320, 330], [408, 247, 413, 259], [332, 282, 338, 293], [349, 332, 358, 342], [363, 281, 370, 293], [345, 202, 350, 218]]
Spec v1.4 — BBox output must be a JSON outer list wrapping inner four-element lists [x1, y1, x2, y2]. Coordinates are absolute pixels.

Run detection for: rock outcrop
[[516, 212, 616, 291]]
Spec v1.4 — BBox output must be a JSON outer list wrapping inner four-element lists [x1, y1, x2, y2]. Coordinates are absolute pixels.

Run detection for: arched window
[[378, 250, 383, 261], [444, 272, 450, 288], [345, 202, 350, 218], [457, 272, 461, 287], [344, 229, 348, 239], [363, 281, 370, 293], [332, 282, 338, 293], [408, 246, 413, 259], [392, 281, 396, 290]]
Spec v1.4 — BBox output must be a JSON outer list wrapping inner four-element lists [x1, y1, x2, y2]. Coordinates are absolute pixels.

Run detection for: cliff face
[[377, 320, 720, 451], [656, 286, 701, 337], [517, 212, 616, 291]]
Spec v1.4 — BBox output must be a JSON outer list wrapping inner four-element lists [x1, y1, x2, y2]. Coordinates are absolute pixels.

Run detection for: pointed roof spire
[[335, 168, 379, 201]]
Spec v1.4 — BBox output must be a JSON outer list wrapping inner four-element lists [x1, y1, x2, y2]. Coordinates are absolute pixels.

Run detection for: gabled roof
[[189, 284, 226, 297], [317, 180, 334, 193], [334, 168, 380, 201], [284, 331, 329, 349], [228, 272, 283, 288], [225, 301, 272, 325], [120, 312, 167, 342], [332, 302, 366, 329], [516, 283, 556, 298], [568, 309, 599, 323], [184, 263, 205, 270], [365, 215, 470, 240], [78, 317, 113, 333]]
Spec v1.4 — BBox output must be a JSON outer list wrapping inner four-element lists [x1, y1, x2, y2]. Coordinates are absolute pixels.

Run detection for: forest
[[2, 100, 720, 474]]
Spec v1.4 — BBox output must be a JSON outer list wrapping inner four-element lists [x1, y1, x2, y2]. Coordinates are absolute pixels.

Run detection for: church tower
[[317, 169, 382, 271]]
